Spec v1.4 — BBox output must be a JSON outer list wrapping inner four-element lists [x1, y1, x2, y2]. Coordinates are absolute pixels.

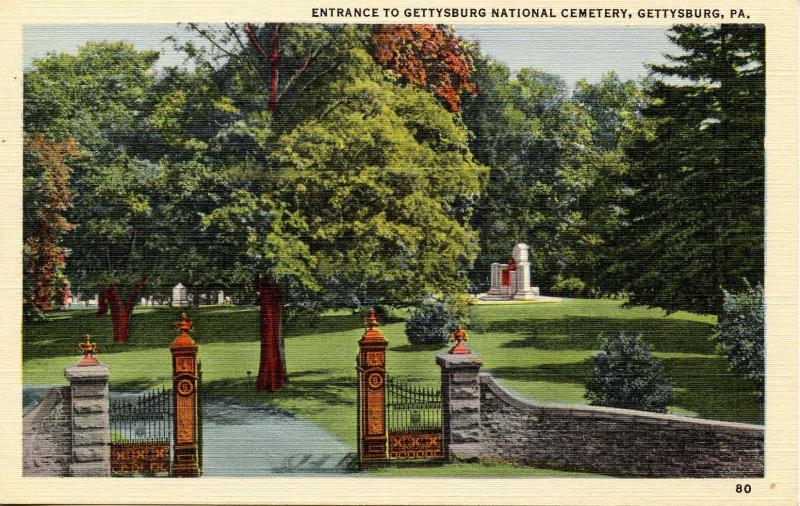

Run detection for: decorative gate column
[[436, 328, 484, 461], [171, 313, 200, 477], [357, 308, 388, 464], [65, 335, 111, 476]]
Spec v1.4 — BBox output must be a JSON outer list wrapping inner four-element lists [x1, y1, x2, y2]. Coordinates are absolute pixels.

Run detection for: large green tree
[[178, 24, 483, 390], [24, 42, 221, 342], [462, 59, 579, 291], [462, 55, 647, 294], [570, 73, 651, 293], [618, 24, 765, 314]]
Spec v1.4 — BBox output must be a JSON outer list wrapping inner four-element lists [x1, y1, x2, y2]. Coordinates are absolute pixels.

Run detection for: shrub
[[405, 298, 458, 345], [550, 276, 586, 297], [715, 284, 764, 390], [585, 332, 673, 413]]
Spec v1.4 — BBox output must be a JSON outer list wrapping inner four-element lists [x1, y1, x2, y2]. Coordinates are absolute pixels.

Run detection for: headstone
[[171, 283, 189, 308], [487, 263, 502, 295], [140, 297, 147, 306], [217, 290, 225, 305], [87, 294, 99, 308]]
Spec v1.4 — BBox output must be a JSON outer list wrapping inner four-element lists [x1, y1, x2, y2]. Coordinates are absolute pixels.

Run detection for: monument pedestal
[[479, 243, 540, 301]]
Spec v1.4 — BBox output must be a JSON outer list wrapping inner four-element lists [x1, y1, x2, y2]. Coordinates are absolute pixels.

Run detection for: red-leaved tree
[[23, 134, 79, 310], [372, 24, 477, 112]]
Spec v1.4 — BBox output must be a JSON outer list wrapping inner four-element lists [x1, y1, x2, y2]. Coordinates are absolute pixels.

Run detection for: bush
[[405, 298, 458, 345], [550, 276, 586, 297], [585, 332, 673, 413], [716, 284, 764, 390]]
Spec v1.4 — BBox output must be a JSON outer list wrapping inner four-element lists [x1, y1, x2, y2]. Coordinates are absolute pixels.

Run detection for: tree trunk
[[255, 277, 287, 391], [268, 24, 282, 114], [97, 276, 148, 344], [243, 22, 283, 114]]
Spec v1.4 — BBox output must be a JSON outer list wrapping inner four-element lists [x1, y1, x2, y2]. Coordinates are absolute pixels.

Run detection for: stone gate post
[[357, 308, 388, 464], [436, 328, 484, 460], [64, 335, 110, 476], [171, 313, 200, 477]]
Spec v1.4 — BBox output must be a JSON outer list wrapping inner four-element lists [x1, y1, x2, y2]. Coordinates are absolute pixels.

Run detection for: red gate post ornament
[[171, 312, 200, 477], [358, 308, 389, 464]]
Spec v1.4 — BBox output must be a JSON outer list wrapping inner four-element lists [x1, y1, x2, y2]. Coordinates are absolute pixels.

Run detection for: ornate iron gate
[[110, 387, 172, 476], [355, 308, 444, 465], [385, 377, 444, 460]]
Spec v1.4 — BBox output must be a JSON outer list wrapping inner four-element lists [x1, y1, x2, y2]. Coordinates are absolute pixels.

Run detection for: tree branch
[[243, 23, 269, 60], [276, 37, 332, 103], [290, 60, 345, 106], [225, 22, 249, 53], [188, 23, 239, 59], [124, 275, 149, 315]]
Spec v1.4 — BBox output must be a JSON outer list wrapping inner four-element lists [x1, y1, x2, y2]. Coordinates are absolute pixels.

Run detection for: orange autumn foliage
[[24, 134, 79, 310], [372, 24, 477, 112]]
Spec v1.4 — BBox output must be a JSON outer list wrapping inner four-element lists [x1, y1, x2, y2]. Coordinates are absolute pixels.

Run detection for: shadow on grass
[[201, 371, 356, 408], [492, 317, 716, 354], [488, 355, 762, 425], [23, 307, 366, 360], [488, 360, 594, 386], [389, 343, 447, 353]]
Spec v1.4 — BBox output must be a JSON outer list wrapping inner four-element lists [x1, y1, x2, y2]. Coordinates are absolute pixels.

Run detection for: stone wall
[[479, 373, 764, 477], [22, 359, 111, 477], [23, 387, 72, 476]]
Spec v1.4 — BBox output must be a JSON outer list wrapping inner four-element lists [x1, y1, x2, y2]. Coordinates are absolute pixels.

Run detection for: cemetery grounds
[[22, 298, 763, 476]]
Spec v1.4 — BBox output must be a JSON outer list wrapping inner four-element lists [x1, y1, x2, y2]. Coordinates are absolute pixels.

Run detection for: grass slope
[[22, 299, 762, 475]]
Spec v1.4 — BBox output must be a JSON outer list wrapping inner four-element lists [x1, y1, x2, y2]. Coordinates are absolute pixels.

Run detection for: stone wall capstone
[[23, 387, 72, 476], [478, 372, 764, 477]]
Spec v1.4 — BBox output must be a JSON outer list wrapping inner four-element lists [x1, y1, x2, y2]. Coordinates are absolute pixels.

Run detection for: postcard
[[0, 0, 796, 504]]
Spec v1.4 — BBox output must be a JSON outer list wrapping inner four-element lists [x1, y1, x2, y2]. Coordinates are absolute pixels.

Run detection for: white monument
[[479, 242, 540, 301], [217, 290, 225, 305], [171, 283, 189, 308]]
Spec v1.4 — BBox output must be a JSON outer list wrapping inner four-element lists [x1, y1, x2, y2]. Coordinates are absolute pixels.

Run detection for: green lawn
[[22, 298, 762, 476]]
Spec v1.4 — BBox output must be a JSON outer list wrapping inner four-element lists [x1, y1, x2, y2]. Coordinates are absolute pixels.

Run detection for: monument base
[[513, 288, 540, 300], [476, 288, 540, 302]]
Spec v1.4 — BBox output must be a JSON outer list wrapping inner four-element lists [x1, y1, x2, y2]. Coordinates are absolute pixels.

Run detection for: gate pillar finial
[[171, 313, 200, 477], [357, 307, 388, 464]]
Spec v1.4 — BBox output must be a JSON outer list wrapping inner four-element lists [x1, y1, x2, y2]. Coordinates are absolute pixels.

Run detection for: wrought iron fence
[[110, 387, 172, 476], [386, 377, 442, 433], [110, 387, 172, 443], [385, 376, 444, 460]]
